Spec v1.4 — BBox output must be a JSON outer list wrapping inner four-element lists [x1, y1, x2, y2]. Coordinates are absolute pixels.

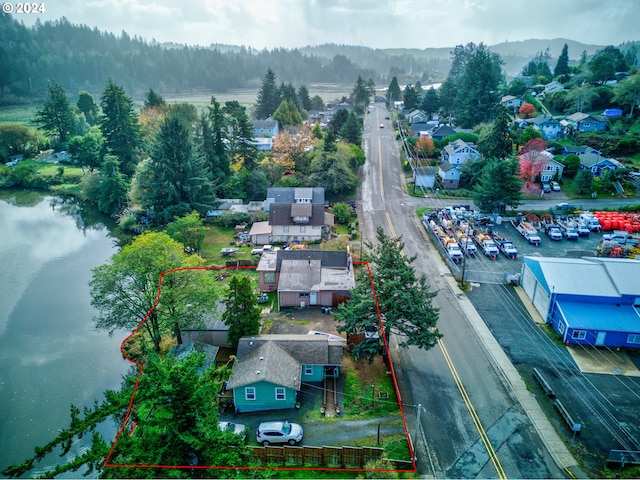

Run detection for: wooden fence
[[251, 445, 388, 468]]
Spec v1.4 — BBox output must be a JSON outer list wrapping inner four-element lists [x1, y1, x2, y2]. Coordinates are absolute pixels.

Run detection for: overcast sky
[[15, 0, 639, 50]]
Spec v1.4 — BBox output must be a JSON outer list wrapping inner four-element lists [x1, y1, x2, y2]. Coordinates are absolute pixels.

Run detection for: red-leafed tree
[[521, 137, 547, 154], [519, 138, 548, 186], [519, 102, 535, 118]]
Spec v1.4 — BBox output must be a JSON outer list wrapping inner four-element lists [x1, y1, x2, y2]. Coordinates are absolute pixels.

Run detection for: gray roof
[[276, 250, 349, 270], [278, 259, 322, 291], [290, 203, 313, 217], [579, 152, 609, 167], [525, 256, 640, 298], [528, 115, 561, 126], [253, 119, 278, 129], [430, 125, 456, 137], [170, 342, 219, 374], [269, 203, 327, 226], [415, 167, 436, 176], [227, 335, 344, 389], [439, 162, 457, 172], [266, 187, 325, 205]]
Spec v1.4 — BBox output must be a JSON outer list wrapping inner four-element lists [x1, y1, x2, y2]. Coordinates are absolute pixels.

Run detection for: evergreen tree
[[477, 104, 515, 159], [255, 68, 280, 119], [352, 75, 370, 105], [143, 88, 166, 109], [76, 91, 99, 126], [554, 43, 570, 77], [310, 95, 325, 110], [455, 43, 503, 128], [339, 111, 362, 145], [144, 112, 218, 223], [366, 227, 441, 350], [33, 80, 76, 145], [323, 129, 337, 153], [223, 100, 257, 170], [387, 76, 402, 104], [222, 275, 261, 347], [366, 78, 376, 97], [297, 85, 312, 111], [279, 82, 299, 108], [329, 108, 349, 135], [309, 152, 358, 198], [207, 96, 230, 187], [472, 158, 522, 212], [96, 155, 128, 215], [99, 79, 141, 177], [403, 84, 419, 111], [420, 87, 440, 116], [272, 99, 303, 127]]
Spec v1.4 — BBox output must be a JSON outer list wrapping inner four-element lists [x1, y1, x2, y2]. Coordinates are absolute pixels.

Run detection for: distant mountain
[[488, 38, 604, 60]]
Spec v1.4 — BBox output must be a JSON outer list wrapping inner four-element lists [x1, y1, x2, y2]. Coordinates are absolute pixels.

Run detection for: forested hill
[[0, 14, 622, 105], [0, 15, 379, 103]]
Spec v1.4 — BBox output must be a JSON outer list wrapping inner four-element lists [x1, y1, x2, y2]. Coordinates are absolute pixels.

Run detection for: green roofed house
[[226, 334, 344, 413]]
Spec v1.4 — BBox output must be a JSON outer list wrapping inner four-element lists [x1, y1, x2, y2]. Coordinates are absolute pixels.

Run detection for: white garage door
[[532, 285, 550, 319]]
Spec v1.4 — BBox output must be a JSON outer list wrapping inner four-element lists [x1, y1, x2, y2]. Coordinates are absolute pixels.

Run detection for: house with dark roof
[[561, 145, 602, 157], [521, 257, 640, 348], [256, 249, 355, 308], [264, 187, 325, 211], [266, 203, 333, 243], [226, 334, 344, 413], [429, 124, 457, 141], [180, 301, 231, 347]]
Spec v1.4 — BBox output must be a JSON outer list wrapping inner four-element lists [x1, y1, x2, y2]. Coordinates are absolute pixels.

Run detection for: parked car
[[556, 202, 577, 211], [256, 421, 303, 446], [379, 123, 384, 128], [551, 181, 561, 191], [218, 421, 247, 440], [542, 183, 551, 193]]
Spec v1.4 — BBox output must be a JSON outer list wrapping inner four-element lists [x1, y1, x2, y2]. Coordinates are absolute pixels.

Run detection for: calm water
[[0, 192, 131, 476]]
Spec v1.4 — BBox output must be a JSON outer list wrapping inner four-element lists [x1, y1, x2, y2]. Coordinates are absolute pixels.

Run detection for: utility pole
[[413, 403, 423, 461]]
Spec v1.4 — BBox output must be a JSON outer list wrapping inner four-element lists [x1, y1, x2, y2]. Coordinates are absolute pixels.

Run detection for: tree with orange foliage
[[415, 136, 435, 158], [519, 102, 535, 118], [272, 128, 314, 175]]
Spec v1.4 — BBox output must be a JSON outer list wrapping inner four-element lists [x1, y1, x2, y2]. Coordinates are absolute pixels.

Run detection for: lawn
[[342, 355, 400, 418], [0, 104, 38, 125]]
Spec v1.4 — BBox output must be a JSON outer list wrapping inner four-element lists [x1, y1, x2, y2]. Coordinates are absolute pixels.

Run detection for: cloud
[[18, 0, 640, 49]]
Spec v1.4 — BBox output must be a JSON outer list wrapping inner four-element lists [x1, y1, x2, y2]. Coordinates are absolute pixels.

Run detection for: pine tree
[[403, 84, 419, 111], [387, 76, 402, 104], [33, 80, 76, 145], [339, 111, 362, 145], [255, 69, 280, 119], [351, 75, 370, 105], [477, 104, 515, 159], [97, 155, 128, 215], [207, 96, 230, 187], [99, 79, 141, 177], [223, 100, 257, 171], [420, 87, 440, 116], [222, 275, 261, 347], [76, 91, 99, 126], [472, 158, 522, 212], [554, 43, 570, 77], [297, 85, 312, 111], [144, 112, 217, 223]]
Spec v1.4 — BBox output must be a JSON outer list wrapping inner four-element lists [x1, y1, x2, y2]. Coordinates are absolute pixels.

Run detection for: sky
[[13, 0, 640, 50]]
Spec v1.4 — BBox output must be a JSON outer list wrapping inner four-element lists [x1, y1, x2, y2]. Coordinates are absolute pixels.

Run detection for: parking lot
[[458, 215, 640, 473]]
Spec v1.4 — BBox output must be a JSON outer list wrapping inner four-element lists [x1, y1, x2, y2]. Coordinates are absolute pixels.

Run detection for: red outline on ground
[[103, 262, 417, 474]]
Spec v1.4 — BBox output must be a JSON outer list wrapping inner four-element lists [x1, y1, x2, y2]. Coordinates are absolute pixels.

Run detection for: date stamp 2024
[[2, 2, 46, 14]]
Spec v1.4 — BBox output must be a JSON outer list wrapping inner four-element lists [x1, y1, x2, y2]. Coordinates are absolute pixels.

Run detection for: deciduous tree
[[518, 102, 535, 118], [166, 211, 206, 253]]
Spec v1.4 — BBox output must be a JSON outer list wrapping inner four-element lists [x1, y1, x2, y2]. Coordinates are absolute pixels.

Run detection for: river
[[0, 191, 131, 477]]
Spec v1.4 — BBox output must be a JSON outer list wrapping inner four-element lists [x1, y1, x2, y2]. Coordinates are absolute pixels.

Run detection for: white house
[[441, 139, 480, 167]]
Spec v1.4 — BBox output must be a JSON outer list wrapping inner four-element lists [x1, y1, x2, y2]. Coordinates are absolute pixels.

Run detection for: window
[[304, 366, 313, 375], [300, 226, 306, 233], [245, 387, 256, 400], [299, 292, 310, 298], [628, 334, 640, 344], [572, 330, 586, 340], [263, 272, 276, 283], [558, 321, 566, 334], [275, 387, 286, 400], [284, 226, 289, 233]]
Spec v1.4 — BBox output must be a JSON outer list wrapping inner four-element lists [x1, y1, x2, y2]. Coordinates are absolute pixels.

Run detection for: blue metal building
[[521, 257, 640, 348]]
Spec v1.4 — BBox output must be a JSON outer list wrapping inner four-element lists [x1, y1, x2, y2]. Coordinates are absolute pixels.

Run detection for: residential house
[[520, 115, 563, 139], [520, 257, 640, 348], [579, 153, 624, 176], [227, 334, 344, 413], [256, 249, 355, 308], [171, 342, 219, 373], [267, 203, 333, 243], [407, 109, 429, 124], [564, 112, 608, 133], [429, 124, 457, 141], [438, 162, 461, 189], [248, 221, 272, 246], [264, 187, 325, 212], [181, 301, 231, 347], [561, 145, 602, 157], [521, 149, 565, 182], [441, 139, 480, 167], [252, 118, 280, 151], [206, 198, 245, 218], [414, 167, 436, 189], [501, 95, 525, 113], [543, 81, 564, 95], [410, 123, 430, 137]]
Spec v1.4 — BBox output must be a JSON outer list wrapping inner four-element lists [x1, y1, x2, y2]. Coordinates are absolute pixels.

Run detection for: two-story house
[[441, 139, 480, 167], [500, 95, 525, 113], [252, 118, 280, 151], [519, 115, 564, 139], [267, 203, 333, 243], [564, 112, 608, 133]]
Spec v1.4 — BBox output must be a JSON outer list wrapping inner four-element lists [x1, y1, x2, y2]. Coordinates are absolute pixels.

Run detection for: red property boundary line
[[103, 261, 417, 474]]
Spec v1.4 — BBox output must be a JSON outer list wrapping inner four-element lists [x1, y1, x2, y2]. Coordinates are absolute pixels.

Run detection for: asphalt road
[[359, 103, 567, 478]]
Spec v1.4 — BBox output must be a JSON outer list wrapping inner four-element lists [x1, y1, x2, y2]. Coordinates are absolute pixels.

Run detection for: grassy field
[[0, 104, 38, 125]]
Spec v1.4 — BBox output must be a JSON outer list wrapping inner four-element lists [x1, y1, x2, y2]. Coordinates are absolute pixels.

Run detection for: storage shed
[[521, 257, 640, 348]]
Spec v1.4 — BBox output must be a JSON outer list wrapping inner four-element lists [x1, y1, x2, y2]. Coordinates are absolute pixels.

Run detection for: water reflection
[[0, 191, 130, 475]]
